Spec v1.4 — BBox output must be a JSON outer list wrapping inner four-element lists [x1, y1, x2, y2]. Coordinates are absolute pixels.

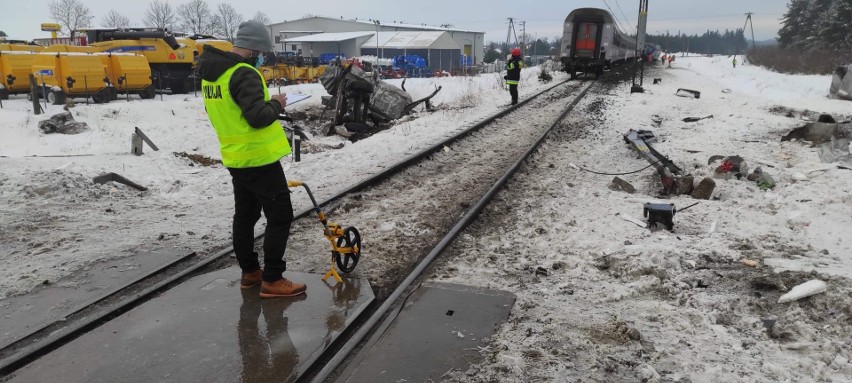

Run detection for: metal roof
[[361, 31, 460, 49], [273, 16, 483, 34], [283, 31, 374, 43]]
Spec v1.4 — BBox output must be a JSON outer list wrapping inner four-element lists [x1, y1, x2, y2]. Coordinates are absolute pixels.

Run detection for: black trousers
[[509, 84, 518, 104], [228, 161, 294, 282]]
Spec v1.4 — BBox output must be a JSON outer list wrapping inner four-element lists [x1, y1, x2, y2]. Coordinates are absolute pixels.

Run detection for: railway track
[[0, 76, 597, 381]]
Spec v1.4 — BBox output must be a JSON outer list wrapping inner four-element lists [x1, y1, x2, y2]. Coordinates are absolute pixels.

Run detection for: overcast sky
[[1, 0, 787, 43]]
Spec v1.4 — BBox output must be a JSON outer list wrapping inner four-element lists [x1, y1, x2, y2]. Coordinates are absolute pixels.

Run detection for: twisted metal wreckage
[[318, 60, 442, 136]]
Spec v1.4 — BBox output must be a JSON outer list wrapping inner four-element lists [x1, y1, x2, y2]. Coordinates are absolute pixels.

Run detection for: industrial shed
[[360, 31, 462, 72], [282, 31, 375, 59], [268, 16, 484, 65]]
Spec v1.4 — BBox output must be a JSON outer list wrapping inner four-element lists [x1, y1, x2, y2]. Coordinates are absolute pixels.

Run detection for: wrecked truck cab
[[318, 60, 437, 131]]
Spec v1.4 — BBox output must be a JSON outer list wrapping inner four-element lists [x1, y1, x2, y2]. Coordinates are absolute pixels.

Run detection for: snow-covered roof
[[361, 31, 460, 49], [283, 31, 374, 43], [275, 16, 483, 34]]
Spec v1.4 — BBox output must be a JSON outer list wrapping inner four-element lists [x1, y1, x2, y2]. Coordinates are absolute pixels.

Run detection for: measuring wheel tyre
[[47, 89, 66, 105], [334, 227, 361, 273]]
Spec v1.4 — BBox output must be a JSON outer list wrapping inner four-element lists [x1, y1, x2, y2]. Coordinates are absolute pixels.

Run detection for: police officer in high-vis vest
[[198, 20, 306, 298], [505, 47, 523, 105]]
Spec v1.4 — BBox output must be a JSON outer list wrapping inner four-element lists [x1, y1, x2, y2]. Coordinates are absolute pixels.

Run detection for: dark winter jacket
[[197, 46, 281, 128], [505, 57, 523, 83]]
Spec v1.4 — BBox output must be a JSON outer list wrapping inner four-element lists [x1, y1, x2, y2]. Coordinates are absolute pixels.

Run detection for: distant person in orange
[[732, 56, 737, 68], [661, 53, 666, 65], [668, 54, 674, 68]]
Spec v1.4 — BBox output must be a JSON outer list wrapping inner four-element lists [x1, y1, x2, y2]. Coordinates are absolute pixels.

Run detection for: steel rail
[[0, 77, 575, 377], [307, 80, 596, 383]]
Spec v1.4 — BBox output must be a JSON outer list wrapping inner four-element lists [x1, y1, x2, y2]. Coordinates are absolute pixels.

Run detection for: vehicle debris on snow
[[38, 112, 89, 135], [778, 279, 828, 303]]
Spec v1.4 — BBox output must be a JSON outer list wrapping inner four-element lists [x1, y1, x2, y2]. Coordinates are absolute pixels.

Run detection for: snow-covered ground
[[0, 66, 557, 298], [2, 57, 850, 381], [432, 56, 852, 382]]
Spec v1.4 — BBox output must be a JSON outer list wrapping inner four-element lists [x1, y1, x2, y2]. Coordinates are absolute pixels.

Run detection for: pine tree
[[821, 0, 852, 51], [778, 0, 809, 48]]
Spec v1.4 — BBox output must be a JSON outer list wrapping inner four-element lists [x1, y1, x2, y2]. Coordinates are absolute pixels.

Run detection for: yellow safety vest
[[202, 62, 291, 168]]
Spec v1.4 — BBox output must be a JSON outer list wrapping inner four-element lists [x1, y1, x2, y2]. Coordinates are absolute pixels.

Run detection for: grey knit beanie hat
[[234, 20, 273, 52]]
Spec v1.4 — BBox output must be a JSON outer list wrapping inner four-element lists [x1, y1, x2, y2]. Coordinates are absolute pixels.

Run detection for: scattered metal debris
[[38, 112, 89, 135], [675, 88, 701, 99], [682, 115, 713, 123], [131, 127, 159, 156], [93, 173, 148, 191], [623, 129, 684, 194]]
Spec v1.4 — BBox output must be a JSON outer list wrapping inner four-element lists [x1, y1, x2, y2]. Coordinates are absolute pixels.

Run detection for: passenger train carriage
[[560, 8, 636, 78]]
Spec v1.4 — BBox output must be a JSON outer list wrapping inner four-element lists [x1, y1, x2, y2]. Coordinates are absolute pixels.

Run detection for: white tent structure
[[361, 31, 463, 72]]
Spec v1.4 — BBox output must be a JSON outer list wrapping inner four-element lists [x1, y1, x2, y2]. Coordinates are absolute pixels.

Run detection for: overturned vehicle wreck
[[318, 61, 441, 136]]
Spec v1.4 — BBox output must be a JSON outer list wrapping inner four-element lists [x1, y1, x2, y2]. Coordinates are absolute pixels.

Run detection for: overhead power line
[[612, 0, 637, 35], [601, 0, 630, 34]]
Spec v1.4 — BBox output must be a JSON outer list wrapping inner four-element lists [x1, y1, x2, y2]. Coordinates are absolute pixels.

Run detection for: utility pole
[[744, 12, 756, 51], [631, 0, 649, 93], [519, 21, 526, 59]]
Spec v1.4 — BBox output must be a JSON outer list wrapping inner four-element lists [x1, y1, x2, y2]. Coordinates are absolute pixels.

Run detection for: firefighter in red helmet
[[505, 47, 524, 105]]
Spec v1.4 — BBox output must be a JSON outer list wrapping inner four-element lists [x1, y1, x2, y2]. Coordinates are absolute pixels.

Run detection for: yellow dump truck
[[0, 51, 38, 99], [85, 29, 195, 94], [98, 52, 155, 99], [259, 64, 328, 85], [31, 52, 115, 104], [41, 44, 95, 53], [0, 43, 44, 52]]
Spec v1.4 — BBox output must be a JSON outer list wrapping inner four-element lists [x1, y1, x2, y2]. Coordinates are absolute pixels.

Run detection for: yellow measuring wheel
[[288, 181, 362, 283]]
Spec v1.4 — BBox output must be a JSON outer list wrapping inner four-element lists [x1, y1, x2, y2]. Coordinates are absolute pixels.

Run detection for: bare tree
[[102, 9, 131, 29], [212, 3, 243, 43], [251, 11, 270, 25], [0, 31, 7, 38], [143, 0, 177, 30], [178, 0, 212, 35], [48, 0, 94, 40]]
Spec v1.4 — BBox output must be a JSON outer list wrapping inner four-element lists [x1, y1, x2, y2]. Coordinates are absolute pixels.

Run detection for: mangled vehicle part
[[319, 61, 442, 131], [783, 118, 852, 166], [623, 129, 684, 194], [675, 88, 701, 99], [829, 64, 851, 100]]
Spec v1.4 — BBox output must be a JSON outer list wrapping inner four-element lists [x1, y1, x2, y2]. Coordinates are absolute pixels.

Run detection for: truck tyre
[[0, 88, 9, 100], [92, 89, 110, 104], [139, 86, 156, 99], [170, 80, 188, 94], [106, 87, 119, 101], [47, 89, 66, 105]]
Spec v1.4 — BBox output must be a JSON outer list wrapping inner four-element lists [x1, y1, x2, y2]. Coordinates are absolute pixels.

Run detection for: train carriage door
[[573, 21, 600, 58]]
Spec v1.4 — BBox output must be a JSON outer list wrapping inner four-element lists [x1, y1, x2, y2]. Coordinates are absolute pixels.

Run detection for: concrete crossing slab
[[0, 248, 192, 351], [337, 282, 515, 382], [5, 268, 373, 383]]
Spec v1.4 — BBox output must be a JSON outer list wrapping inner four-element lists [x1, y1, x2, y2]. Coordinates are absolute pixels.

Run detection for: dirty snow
[[430, 57, 852, 382], [0, 66, 556, 298], [1, 56, 851, 382]]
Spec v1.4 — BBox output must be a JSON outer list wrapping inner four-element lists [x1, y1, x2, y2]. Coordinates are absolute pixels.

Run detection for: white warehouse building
[[265, 16, 485, 72]]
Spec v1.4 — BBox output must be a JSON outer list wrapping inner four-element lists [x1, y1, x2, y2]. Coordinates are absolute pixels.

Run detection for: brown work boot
[[259, 278, 306, 298], [240, 269, 263, 289]]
